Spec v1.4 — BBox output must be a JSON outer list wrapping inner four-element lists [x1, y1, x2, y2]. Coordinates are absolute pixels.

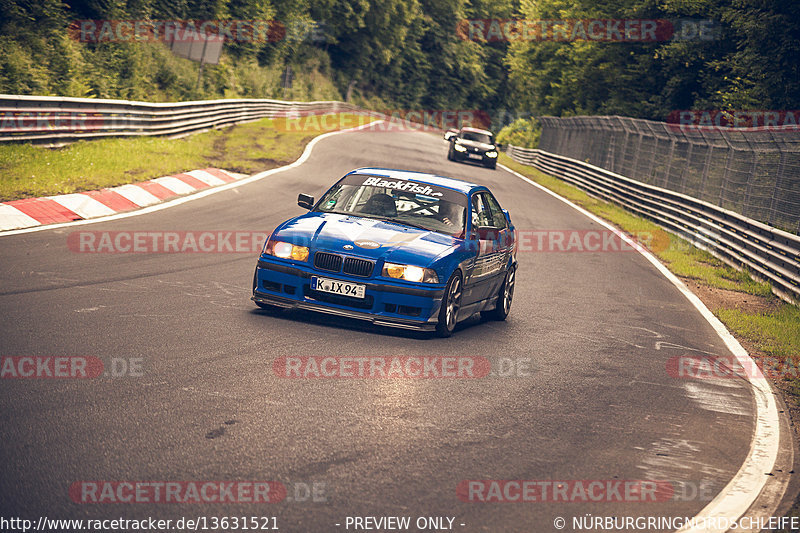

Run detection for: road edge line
[[499, 162, 785, 533]]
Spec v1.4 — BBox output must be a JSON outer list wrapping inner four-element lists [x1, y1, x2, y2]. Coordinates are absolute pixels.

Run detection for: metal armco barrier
[[538, 116, 800, 235], [0, 95, 364, 143], [506, 145, 800, 304]]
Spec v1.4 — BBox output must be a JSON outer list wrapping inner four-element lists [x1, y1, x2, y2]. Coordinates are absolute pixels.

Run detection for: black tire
[[436, 270, 463, 337], [485, 161, 497, 170], [447, 145, 454, 161], [482, 265, 516, 321]]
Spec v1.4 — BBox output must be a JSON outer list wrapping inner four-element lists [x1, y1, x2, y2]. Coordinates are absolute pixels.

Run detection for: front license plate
[[468, 153, 482, 160], [311, 276, 366, 299]]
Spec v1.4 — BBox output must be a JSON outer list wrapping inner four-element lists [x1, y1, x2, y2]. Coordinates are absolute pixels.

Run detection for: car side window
[[351, 186, 384, 211], [484, 193, 507, 230], [471, 194, 494, 228]]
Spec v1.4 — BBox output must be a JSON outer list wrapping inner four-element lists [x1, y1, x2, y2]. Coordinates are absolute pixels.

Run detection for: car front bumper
[[453, 150, 496, 164], [253, 259, 445, 331]]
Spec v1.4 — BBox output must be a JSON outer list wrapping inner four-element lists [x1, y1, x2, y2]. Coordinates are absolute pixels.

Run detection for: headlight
[[382, 262, 439, 283], [263, 239, 309, 261], [454, 143, 467, 152], [486, 151, 498, 158]]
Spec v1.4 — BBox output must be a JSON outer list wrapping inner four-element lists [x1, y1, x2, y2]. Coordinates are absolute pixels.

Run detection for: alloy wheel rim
[[446, 277, 462, 329], [503, 270, 515, 314]]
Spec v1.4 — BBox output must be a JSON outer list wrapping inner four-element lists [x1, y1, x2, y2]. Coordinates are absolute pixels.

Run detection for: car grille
[[314, 252, 343, 272], [343, 257, 374, 277], [313, 252, 374, 277]]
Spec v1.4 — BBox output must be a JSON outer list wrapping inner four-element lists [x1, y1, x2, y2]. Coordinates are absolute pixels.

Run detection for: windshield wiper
[[381, 218, 435, 232], [318, 212, 441, 233]]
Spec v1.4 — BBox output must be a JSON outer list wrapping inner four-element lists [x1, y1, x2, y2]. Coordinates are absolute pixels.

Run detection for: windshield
[[461, 131, 493, 144], [315, 174, 468, 237]]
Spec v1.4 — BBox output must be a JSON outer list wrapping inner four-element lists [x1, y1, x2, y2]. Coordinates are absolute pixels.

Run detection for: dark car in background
[[446, 127, 499, 169]]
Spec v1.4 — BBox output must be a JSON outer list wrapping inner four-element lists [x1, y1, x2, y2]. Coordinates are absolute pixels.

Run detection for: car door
[[481, 192, 514, 297], [461, 192, 510, 305]]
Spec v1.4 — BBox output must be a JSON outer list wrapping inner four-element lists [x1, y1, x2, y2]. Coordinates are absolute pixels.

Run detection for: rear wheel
[[436, 271, 463, 337], [482, 265, 515, 321]]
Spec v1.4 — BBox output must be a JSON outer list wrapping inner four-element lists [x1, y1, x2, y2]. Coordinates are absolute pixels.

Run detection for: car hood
[[272, 213, 460, 266], [457, 139, 495, 151]]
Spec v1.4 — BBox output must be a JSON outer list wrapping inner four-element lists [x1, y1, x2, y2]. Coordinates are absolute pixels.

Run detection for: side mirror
[[502, 209, 511, 224], [297, 193, 314, 210]]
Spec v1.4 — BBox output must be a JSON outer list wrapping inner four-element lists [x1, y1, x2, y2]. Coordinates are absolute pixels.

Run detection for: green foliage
[[496, 117, 540, 148], [0, 0, 797, 124], [0, 0, 335, 101], [504, 0, 800, 120]]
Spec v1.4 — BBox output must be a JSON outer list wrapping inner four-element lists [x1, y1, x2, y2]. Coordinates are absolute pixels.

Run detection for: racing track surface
[[0, 128, 766, 531]]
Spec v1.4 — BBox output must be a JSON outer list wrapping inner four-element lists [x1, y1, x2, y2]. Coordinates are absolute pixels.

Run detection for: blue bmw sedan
[[252, 168, 517, 336]]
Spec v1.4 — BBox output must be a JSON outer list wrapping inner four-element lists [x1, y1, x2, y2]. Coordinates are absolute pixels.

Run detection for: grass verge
[[500, 152, 800, 455], [0, 113, 374, 201], [500, 154, 775, 297]]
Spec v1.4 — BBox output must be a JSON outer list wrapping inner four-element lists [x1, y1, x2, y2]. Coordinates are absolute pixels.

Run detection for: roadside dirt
[[680, 278, 781, 314]]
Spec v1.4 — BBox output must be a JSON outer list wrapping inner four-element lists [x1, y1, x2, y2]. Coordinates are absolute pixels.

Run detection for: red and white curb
[[0, 120, 384, 237], [0, 168, 246, 232]]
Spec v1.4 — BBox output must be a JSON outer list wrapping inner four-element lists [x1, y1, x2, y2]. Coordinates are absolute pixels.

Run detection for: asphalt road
[[0, 129, 759, 532]]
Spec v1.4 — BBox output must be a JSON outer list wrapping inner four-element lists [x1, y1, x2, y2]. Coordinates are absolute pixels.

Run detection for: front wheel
[[447, 145, 455, 161], [485, 161, 497, 170], [436, 271, 463, 337], [482, 265, 515, 321]]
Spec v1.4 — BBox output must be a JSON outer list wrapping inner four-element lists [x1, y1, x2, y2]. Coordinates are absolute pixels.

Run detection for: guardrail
[[506, 145, 800, 304], [537, 115, 800, 235], [0, 95, 364, 143]]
